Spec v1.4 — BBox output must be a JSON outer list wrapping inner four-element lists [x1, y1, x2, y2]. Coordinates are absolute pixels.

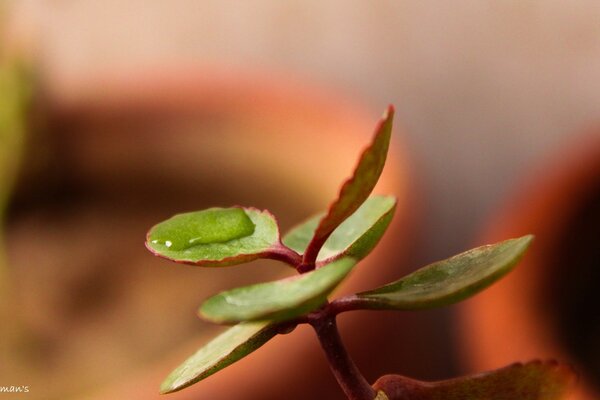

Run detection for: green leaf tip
[[356, 235, 533, 310], [145, 207, 281, 267], [373, 359, 576, 400], [284, 195, 397, 263], [302, 106, 394, 266], [199, 257, 357, 324], [160, 321, 277, 394]]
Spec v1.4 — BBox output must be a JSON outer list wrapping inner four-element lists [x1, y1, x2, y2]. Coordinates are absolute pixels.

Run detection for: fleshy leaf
[[160, 321, 277, 394], [355, 235, 533, 310], [146, 207, 282, 267], [200, 257, 357, 324], [283, 195, 396, 263], [149, 208, 255, 251], [373, 360, 576, 400], [302, 106, 394, 266]]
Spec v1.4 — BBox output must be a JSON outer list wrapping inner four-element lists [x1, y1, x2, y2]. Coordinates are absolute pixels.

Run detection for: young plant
[[145, 106, 575, 400]]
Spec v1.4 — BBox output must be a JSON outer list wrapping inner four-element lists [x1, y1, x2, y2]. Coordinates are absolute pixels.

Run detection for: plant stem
[[329, 294, 377, 315], [265, 243, 303, 268], [311, 313, 375, 400]]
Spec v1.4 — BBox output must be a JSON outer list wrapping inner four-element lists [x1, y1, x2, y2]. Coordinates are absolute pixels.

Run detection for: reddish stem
[[265, 243, 303, 268], [301, 234, 328, 270], [329, 295, 377, 315], [310, 313, 375, 400]]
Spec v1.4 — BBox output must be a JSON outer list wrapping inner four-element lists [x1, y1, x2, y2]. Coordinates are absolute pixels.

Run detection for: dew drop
[[148, 208, 255, 251]]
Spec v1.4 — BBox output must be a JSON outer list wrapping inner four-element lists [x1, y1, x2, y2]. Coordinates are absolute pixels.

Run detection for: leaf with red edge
[[372, 360, 576, 400], [160, 321, 278, 394], [199, 257, 357, 324], [354, 235, 533, 310], [302, 106, 394, 267], [283, 195, 396, 264], [146, 207, 298, 267]]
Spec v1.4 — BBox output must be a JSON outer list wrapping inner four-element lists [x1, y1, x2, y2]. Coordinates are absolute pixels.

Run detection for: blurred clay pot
[[5, 68, 415, 400], [459, 132, 600, 400]]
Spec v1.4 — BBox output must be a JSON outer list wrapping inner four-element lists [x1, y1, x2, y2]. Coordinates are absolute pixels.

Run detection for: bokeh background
[[11, 0, 600, 258], [1, 1, 599, 399]]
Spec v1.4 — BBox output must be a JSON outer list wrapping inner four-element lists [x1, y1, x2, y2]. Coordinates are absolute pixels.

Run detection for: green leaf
[[160, 321, 278, 394], [302, 106, 394, 266], [146, 207, 281, 267], [283, 195, 396, 263], [149, 208, 255, 251], [355, 235, 533, 310], [200, 257, 357, 324], [373, 360, 576, 400]]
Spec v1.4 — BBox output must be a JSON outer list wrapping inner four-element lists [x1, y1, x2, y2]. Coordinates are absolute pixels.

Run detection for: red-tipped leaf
[[373, 360, 576, 400], [146, 207, 300, 267], [302, 106, 394, 267]]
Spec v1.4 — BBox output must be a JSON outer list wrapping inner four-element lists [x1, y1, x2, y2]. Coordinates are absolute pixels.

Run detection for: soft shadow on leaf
[[199, 257, 357, 324], [146, 207, 281, 267], [372, 360, 576, 400], [302, 106, 394, 266], [160, 321, 278, 394], [284, 195, 396, 263], [355, 235, 533, 310]]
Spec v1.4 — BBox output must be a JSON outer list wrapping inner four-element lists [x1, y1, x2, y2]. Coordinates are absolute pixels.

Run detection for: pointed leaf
[[373, 360, 576, 400], [302, 106, 394, 265], [160, 321, 278, 394], [146, 207, 282, 267], [283, 195, 396, 263], [355, 235, 533, 310], [200, 257, 357, 324]]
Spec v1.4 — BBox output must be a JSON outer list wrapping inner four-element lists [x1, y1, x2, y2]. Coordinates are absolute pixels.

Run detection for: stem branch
[[265, 243, 303, 268], [329, 295, 377, 315], [311, 313, 375, 400]]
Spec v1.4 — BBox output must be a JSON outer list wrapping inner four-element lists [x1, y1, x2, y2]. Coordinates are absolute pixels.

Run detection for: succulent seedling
[[145, 106, 575, 400]]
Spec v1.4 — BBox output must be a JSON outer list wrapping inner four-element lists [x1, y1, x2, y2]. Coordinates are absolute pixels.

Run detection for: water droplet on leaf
[[149, 208, 256, 251]]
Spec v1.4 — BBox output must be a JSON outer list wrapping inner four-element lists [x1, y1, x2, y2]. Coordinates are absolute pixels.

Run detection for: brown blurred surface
[[9, 0, 600, 257]]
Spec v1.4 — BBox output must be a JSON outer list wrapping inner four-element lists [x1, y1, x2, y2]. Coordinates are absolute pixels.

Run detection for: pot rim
[[30, 66, 417, 400], [459, 130, 600, 400]]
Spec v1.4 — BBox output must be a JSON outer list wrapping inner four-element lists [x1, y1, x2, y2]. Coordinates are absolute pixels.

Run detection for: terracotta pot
[[459, 132, 600, 400], [5, 68, 415, 400]]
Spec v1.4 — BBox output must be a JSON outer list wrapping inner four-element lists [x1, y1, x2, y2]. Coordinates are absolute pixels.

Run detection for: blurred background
[[1, 1, 599, 399]]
